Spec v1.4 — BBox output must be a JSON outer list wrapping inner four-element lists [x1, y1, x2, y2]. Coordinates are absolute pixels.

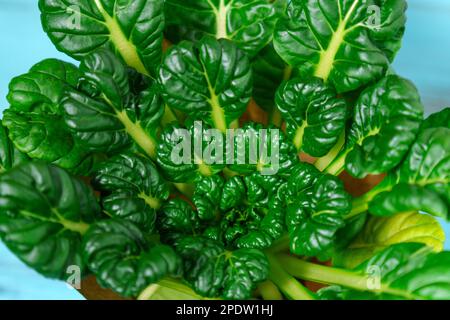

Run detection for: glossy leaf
[[274, 0, 407, 93], [158, 198, 200, 244], [193, 175, 225, 221], [63, 50, 163, 159], [283, 163, 351, 257], [83, 219, 182, 297], [335, 212, 445, 268], [209, 174, 285, 249], [176, 236, 269, 299], [3, 59, 92, 174], [344, 75, 424, 178], [227, 122, 298, 176], [0, 124, 28, 173], [420, 107, 450, 131], [165, 0, 283, 57], [93, 153, 169, 233], [157, 122, 226, 183], [159, 37, 252, 132], [319, 243, 450, 300], [369, 128, 450, 219], [275, 77, 347, 156], [252, 45, 291, 112], [0, 162, 101, 279], [39, 0, 165, 76]]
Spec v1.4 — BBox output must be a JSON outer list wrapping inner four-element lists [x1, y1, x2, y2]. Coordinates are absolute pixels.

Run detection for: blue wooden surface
[[0, 0, 449, 300]]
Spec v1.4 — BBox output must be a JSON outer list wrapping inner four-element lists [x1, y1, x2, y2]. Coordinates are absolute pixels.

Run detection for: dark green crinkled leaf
[[319, 243, 450, 300], [63, 50, 163, 159], [39, 0, 165, 76], [158, 198, 200, 244], [93, 153, 169, 233], [275, 77, 347, 156], [176, 236, 269, 299], [252, 45, 291, 112], [165, 0, 283, 57], [157, 122, 226, 183], [159, 37, 252, 133], [83, 219, 182, 297], [201, 174, 285, 249], [0, 162, 101, 279], [3, 59, 93, 174], [274, 0, 407, 93], [0, 124, 29, 173], [283, 163, 351, 257], [369, 128, 450, 220], [344, 75, 424, 178], [227, 122, 298, 176], [193, 175, 224, 221]]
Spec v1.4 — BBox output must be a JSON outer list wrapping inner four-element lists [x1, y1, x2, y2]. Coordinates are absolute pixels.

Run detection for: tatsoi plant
[[0, 0, 448, 300]]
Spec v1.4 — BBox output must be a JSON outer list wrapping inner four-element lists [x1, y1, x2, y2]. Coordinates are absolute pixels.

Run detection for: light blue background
[[0, 0, 449, 300]]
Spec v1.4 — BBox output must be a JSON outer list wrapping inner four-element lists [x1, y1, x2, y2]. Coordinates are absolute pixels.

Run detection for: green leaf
[[227, 122, 298, 176], [319, 243, 450, 300], [157, 122, 226, 183], [3, 59, 92, 174], [208, 174, 286, 249], [39, 0, 165, 76], [252, 45, 291, 112], [420, 107, 450, 131], [159, 37, 252, 133], [0, 162, 101, 279], [274, 0, 407, 93], [93, 153, 169, 233], [275, 77, 347, 156], [63, 50, 163, 159], [175, 236, 269, 299], [368, 128, 450, 219], [335, 212, 445, 268], [344, 75, 424, 178], [0, 124, 29, 173], [83, 219, 182, 297], [164, 0, 283, 57], [193, 175, 225, 221], [369, 0, 407, 62], [158, 198, 200, 244], [284, 163, 351, 257]]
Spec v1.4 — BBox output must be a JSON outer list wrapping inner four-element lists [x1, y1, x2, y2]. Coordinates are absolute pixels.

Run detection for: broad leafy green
[[165, 0, 283, 57], [93, 153, 169, 233], [207, 174, 285, 249], [0, 162, 101, 279], [283, 163, 351, 257], [3, 59, 92, 174], [252, 45, 291, 112], [158, 198, 200, 244], [39, 0, 165, 76], [63, 50, 164, 159], [274, 0, 407, 93], [192, 175, 224, 221], [227, 122, 298, 176], [335, 212, 445, 268], [83, 219, 182, 297], [176, 236, 269, 299], [157, 122, 226, 183], [275, 77, 347, 156], [324, 75, 424, 177], [319, 243, 450, 300], [159, 37, 252, 133], [368, 128, 450, 219]]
